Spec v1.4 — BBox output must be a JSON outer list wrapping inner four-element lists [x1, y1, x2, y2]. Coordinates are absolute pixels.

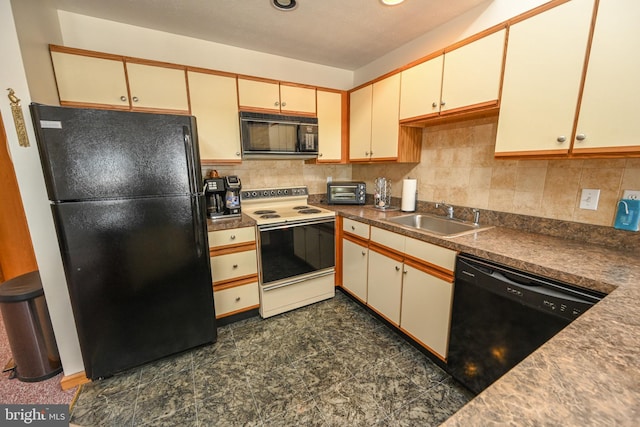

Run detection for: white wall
[[57, 11, 354, 90], [2, 0, 84, 376], [354, 0, 551, 85]]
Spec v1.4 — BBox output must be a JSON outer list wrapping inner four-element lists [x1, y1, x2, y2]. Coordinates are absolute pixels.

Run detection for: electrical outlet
[[326, 176, 332, 183], [623, 190, 640, 200], [579, 189, 600, 210]]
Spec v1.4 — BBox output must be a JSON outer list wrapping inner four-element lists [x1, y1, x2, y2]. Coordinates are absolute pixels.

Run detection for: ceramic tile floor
[[70, 291, 474, 426]]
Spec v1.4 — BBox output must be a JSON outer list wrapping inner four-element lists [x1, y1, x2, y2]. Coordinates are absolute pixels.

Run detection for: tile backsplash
[[353, 116, 640, 227], [202, 116, 640, 228]]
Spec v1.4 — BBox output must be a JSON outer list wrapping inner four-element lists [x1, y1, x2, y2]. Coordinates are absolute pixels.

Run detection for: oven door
[[257, 217, 335, 288]]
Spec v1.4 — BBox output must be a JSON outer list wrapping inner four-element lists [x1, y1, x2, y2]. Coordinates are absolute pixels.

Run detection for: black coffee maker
[[204, 173, 241, 219]]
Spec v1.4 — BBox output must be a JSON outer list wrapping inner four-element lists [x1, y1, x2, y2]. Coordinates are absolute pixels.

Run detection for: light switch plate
[[623, 190, 640, 200], [580, 189, 600, 210]]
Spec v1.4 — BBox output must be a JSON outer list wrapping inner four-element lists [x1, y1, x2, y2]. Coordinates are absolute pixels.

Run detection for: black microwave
[[327, 181, 366, 205], [239, 111, 318, 159]]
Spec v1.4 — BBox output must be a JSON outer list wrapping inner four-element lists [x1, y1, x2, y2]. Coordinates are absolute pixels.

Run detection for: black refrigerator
[[30, 104, 217, 380]]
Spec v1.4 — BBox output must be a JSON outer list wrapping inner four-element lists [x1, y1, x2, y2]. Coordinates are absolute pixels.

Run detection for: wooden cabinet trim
[[368, 241, 404, 263], [213, 275, 259, 291], [49, 44, 124, 61], [213, 273, 259, 288], [398, 327, 447, 362], [343, 232, 369, 248], [209, 241, 256, 257], [216, 304, 260, 319]]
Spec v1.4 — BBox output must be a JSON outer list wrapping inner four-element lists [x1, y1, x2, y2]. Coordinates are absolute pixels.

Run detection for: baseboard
[[61, 371, 90, 390]]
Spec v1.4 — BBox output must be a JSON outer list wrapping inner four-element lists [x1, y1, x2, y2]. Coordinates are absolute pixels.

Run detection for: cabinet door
[[400, 264, 453, 359], [441, 29, 505, 113], [367, 249, 403, 325], [316, 90, 343, 161], [280, 85, 316, 114], [399, 55, 443, 120], [342, 239, 368, 302], [237, 78, 280, 111], [371, 74, 401, 160], [495, 0, 594, 155], [51, 51, 130, 109], [349, 85, 373, 160], [188, 71, 242, 162], [126, 62, 189, 112], [573, 0, 640, 153]]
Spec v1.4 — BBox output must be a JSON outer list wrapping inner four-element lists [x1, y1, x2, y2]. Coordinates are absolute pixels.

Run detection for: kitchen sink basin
[[386, 213, 493, 238]]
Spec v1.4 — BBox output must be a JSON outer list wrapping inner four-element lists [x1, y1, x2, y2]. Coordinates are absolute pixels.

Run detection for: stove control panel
[[242, 186, 308, 200]]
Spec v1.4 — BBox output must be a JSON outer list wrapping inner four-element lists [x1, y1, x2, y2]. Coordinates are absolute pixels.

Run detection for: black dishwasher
[[448, 253, 605, 395]]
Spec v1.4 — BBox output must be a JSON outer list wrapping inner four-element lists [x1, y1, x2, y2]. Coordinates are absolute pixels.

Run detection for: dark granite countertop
[[322, 204, 640, 426], [206, 213, 256, 232]]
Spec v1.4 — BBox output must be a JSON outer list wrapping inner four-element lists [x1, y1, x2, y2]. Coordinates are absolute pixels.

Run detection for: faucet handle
[[472, 208, 480, 225]]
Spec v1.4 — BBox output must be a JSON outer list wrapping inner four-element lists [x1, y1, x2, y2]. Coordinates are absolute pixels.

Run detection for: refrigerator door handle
[[183, 126, 199, 195], [192, 195, 204, 258]]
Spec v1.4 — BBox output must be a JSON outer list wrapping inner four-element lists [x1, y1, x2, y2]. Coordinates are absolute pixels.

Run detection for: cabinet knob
[[233, 264, 238, 269], [403, 270, 408, 274], [132, 96, 139, 103], [440, 101, 446, 106], [236, 152, 241, 156], [319, 153, 323, 157], [432, 102, 438, 108], [120, 96, 127, 102], [369, 151, 373, 156], [230, 235, 236, 240], [281, 101, 287, 107], [361, 251, 366, 256], [395, 266, 400, 271], [351, 225, 355, 230], [576, 133, 586, 142], [556, 136, 567, 143], [365, 151, 369, 156], [274, 101, 280, 107], [235, 297, 241, 302]]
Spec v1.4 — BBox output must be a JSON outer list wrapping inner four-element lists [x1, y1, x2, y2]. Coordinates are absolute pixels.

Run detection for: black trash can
[[0, 271, 62, 382]]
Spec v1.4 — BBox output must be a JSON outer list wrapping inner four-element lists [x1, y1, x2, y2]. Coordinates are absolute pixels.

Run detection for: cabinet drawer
[[210, 250, 257, 283], [208, 227, 255, 248], [214, 281, 259, 317], [404, 237, 456, 272], [343, 218, 370, 240], [370, 226, 405, 253]]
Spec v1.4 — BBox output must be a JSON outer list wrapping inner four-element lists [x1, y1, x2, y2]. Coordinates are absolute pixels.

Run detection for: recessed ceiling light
[[381, 0, 405, 5], [272, 0, 298, 11]]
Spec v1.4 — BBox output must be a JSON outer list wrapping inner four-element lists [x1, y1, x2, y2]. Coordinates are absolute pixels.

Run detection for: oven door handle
[[262, 269, 334, 292], [258, 217, 335, 231]]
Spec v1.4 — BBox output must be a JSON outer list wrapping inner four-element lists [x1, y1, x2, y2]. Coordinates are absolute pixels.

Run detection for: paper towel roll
[[401, 179, 417, 212]]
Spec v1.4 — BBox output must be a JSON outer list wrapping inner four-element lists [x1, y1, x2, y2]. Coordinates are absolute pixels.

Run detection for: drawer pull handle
[[230, 235, 236, 240], [395, 266, 400, 271], [233, 264, 238, 269], [362, 251, 366, 256], [351, 226, 355, 230], [235, 297, 241, 302]]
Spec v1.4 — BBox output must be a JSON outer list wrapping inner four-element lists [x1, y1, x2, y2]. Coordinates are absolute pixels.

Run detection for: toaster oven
[[327, 181, 366, 205]]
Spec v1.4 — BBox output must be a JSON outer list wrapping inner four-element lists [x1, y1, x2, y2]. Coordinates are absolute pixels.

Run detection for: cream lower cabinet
[[340, 220, 456, 360], [208, 226, 260, 319], [188, 71, 242, 163], [400, 261, 454, 359], [342, 238, 368, 303]]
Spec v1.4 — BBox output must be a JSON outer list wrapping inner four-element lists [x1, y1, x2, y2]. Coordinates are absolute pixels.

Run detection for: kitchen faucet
[[435, 202, 454, 219]]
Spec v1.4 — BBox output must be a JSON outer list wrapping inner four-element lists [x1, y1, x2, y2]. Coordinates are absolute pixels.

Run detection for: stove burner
[[298, 208, 322, 214], [293, 206, 310, 210], [260, 214, 281, 219], [254, 210, 277, 215]]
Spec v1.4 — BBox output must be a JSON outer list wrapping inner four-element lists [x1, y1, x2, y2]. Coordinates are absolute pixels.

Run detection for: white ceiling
[[48, 0, 490, 70]]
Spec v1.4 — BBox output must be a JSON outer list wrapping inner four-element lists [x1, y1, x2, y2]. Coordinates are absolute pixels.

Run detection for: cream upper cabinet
[[440, 29, 505, 113], [279, 84, 316, 114], [349, 84, 373, 160], [315, 90, 343, 162], [495, 0, 594, 156], [50, 50, 130, 109], [399, 29, 505, 121], [399, 55, 443, 120], [370, 74, 401, 160], [125, 62, 189, 112], [188, 71, 241, 163], [573, 0, 640, 154], [350, 74, 401, 161], [237, 78, 316, 114]]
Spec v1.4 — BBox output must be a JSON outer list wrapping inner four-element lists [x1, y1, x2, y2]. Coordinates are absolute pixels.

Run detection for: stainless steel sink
[[386, 213, 493, 238]]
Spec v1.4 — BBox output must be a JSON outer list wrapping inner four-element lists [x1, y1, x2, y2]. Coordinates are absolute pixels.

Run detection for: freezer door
[[51, 195, 215, 379], [30, 104, 201, 201]]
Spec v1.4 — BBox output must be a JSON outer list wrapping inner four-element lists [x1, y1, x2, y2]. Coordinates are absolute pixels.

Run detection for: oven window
[[259, 220, 335, 285]]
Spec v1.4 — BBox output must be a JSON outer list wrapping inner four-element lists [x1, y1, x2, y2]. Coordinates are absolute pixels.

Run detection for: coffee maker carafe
[[223, 175, 242, 216]]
